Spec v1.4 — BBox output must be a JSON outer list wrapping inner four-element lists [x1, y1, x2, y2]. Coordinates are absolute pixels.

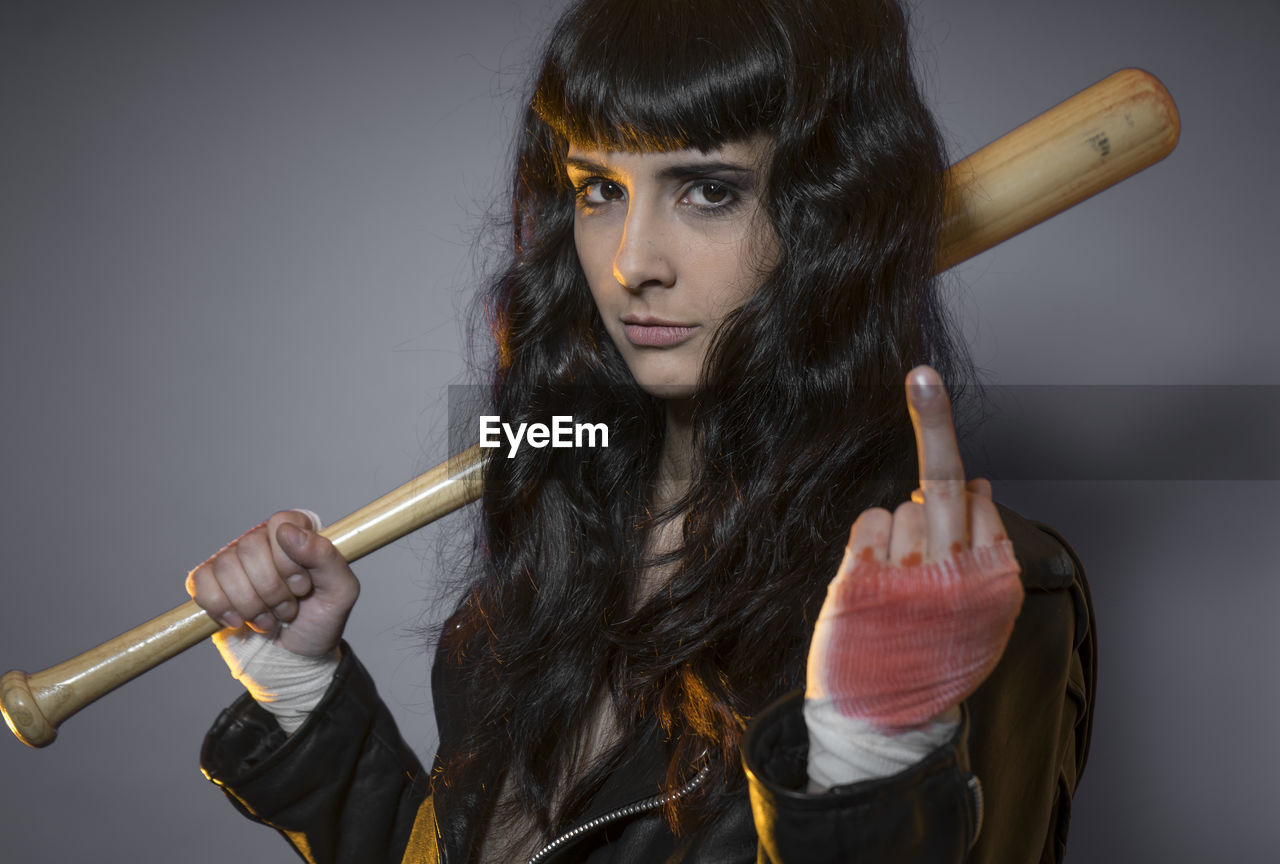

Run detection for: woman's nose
[[612, 204, 676, 293]]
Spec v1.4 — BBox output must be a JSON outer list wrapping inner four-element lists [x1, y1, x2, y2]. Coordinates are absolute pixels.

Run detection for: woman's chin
[[635, 379, 698, 402], [617, 358, 699, 402]]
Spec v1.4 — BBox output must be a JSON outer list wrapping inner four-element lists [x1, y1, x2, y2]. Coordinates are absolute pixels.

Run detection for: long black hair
[[440, 0, 977, 846]]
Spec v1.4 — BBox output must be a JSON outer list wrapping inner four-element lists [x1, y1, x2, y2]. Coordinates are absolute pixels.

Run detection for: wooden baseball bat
[[1, 67, 1178, 748]]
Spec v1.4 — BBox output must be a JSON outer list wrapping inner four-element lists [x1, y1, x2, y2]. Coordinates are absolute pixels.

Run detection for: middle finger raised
[[906, 365, 968, 561]]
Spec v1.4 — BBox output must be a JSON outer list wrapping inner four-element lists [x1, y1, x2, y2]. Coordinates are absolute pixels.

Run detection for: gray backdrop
[[2, 1, 1276, 861]]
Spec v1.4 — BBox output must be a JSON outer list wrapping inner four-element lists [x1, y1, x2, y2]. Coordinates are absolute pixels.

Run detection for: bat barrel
[[938, 67, 1180, 271]]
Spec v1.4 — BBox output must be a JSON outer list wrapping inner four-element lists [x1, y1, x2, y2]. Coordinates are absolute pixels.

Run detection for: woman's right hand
[[185, 510, 360, 659]]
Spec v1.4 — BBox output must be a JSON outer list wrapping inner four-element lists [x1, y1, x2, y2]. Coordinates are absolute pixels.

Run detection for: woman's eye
[[685, 181, 734, 208], [578, 179, 625, 206]]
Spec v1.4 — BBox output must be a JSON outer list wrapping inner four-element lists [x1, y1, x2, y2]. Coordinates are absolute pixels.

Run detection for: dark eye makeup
[[571, 176, 743, 216]]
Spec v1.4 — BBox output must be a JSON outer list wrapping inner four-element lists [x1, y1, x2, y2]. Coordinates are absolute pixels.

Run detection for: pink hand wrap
[[806, 539, 1024, 731]]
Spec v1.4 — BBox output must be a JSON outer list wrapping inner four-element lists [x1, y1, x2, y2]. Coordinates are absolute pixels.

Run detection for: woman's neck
[[654, 398, 694, 510], [630, 398, 694, 606]]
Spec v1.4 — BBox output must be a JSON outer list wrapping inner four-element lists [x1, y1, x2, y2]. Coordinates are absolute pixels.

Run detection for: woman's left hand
[[805, 365, 1025, 730]]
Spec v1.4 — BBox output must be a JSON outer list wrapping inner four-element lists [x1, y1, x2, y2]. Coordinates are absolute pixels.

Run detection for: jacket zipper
[[522, 760, 711, 864], [517, 757, 980, 862], [967, 774, 985, 850]]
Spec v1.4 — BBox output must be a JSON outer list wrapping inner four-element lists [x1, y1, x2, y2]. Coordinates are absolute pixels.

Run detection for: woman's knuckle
[[893, 500, 921, 520], [190, 580, 224, 616], [242, 597, 268, 618], [973, 496, 1001, 522], [222, 580, 263, 616], [856, 506, 891, 525], [314, 537, 340, 564], [238, 529, 267, 557], [262, 580, 292, 607], [925, 479, 964, 501]]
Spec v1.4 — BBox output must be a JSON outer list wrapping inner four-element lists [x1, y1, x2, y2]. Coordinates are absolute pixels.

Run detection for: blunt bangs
[[532, 0, 787, 152]]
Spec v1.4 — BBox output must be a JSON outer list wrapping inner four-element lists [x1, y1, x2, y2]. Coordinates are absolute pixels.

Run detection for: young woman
[[189, 0, 1094, 861]]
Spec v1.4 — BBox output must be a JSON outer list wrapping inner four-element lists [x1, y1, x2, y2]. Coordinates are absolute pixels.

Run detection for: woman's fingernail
[[909, 369, 938, 399], [252, 612, 275, 631], [278, 522, 305, 546], [287, 572, 309, 593], [292, 508, 323, 531], [273, 601, 294, 618], [221, 612, 244, 629]]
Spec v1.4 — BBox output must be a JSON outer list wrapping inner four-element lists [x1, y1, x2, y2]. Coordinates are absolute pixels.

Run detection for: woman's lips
[[623, 323, 699, 347]]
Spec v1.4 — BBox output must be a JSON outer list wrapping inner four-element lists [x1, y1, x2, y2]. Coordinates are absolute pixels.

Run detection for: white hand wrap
[[212, 627, 339, 734], [804, 698, 959, 791]]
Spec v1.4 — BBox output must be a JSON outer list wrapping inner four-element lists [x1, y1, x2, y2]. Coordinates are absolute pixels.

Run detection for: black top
[[200, 505, 1095, 863]]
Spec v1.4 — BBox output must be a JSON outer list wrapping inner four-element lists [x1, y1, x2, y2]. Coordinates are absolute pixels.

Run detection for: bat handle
[[3, 602, 220, 747], [2, 445, 486, 747]]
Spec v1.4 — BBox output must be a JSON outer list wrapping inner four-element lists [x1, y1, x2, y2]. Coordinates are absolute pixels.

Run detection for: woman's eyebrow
[[655, 161, 754, 182], [564, 157, 617, 177], [563, 157, 755, 181]]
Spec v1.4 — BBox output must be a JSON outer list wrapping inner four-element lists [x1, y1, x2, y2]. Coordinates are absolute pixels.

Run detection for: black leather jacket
[[200, 506, 1094, 863]]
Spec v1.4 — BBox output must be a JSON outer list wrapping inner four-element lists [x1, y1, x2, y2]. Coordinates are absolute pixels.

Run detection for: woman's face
[[568, 137, 778, 400]]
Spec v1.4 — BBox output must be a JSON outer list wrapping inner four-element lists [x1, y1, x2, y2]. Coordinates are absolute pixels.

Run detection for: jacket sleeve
[[741, 514, 1095, 863], [742, 692, 979, 862], [200, 643, 431, 864]]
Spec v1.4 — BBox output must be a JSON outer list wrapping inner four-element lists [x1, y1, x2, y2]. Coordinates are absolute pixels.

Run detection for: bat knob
[[2, 669, 57, 748]]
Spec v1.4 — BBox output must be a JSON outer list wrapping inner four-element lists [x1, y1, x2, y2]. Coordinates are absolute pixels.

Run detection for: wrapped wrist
[[212, 627, 339, 734], [804, 697, 959, 791]]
